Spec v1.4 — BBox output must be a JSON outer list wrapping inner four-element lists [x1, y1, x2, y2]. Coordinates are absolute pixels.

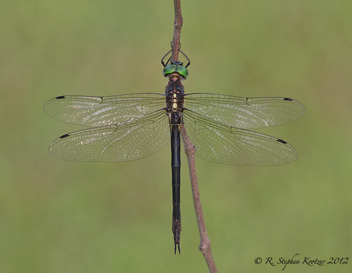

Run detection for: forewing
[[43, 93, 166, 127], [48, 110, 169, 162], [183, 109, 297, 166], [184, 93, 305, 129]]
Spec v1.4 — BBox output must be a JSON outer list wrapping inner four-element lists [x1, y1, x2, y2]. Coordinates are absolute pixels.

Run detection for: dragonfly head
[[163, 61, 189, 79]]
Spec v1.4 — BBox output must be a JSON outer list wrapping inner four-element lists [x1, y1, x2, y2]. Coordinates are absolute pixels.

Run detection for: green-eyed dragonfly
[[43, 49, 305, 254]]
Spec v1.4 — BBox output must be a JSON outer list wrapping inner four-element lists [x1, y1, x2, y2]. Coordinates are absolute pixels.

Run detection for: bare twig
[[180, 125, 218, 273], [171, 1, 217, 272], [171, 0, 183, 62]]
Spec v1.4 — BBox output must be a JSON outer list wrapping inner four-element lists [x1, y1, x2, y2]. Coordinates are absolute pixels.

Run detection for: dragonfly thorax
[[165, 80, 184, 114]]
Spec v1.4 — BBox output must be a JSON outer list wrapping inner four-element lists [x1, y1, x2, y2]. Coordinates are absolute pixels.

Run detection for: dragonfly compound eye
[[163, 64, 177, 77], [176, 65, 189, 79], [163, 64, 189, 79]]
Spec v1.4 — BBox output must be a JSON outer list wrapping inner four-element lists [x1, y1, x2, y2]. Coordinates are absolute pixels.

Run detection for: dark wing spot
[[277, 139, 287, 144], [59, 134, 70, 139], [56, 96, 66, 99], [283, 98, 293, 101]]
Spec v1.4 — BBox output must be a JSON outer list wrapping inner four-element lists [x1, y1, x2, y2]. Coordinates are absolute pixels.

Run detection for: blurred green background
[[1, 0, 351, 272]]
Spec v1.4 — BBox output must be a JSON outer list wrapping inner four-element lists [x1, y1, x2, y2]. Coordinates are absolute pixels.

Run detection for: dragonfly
[[43, 48, 305, 254]]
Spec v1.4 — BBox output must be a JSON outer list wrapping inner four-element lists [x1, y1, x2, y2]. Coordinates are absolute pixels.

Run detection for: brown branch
[[171, 0, 183, 62], [180, 125, 218, 273], [170, 2, 217, 271]]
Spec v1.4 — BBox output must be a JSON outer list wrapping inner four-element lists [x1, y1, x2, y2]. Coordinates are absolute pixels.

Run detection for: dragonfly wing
[[183, 109, 297, 166], [184, 93, 305, 129], [43, 93, 166, 127], [48, 110, 169, 162]]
